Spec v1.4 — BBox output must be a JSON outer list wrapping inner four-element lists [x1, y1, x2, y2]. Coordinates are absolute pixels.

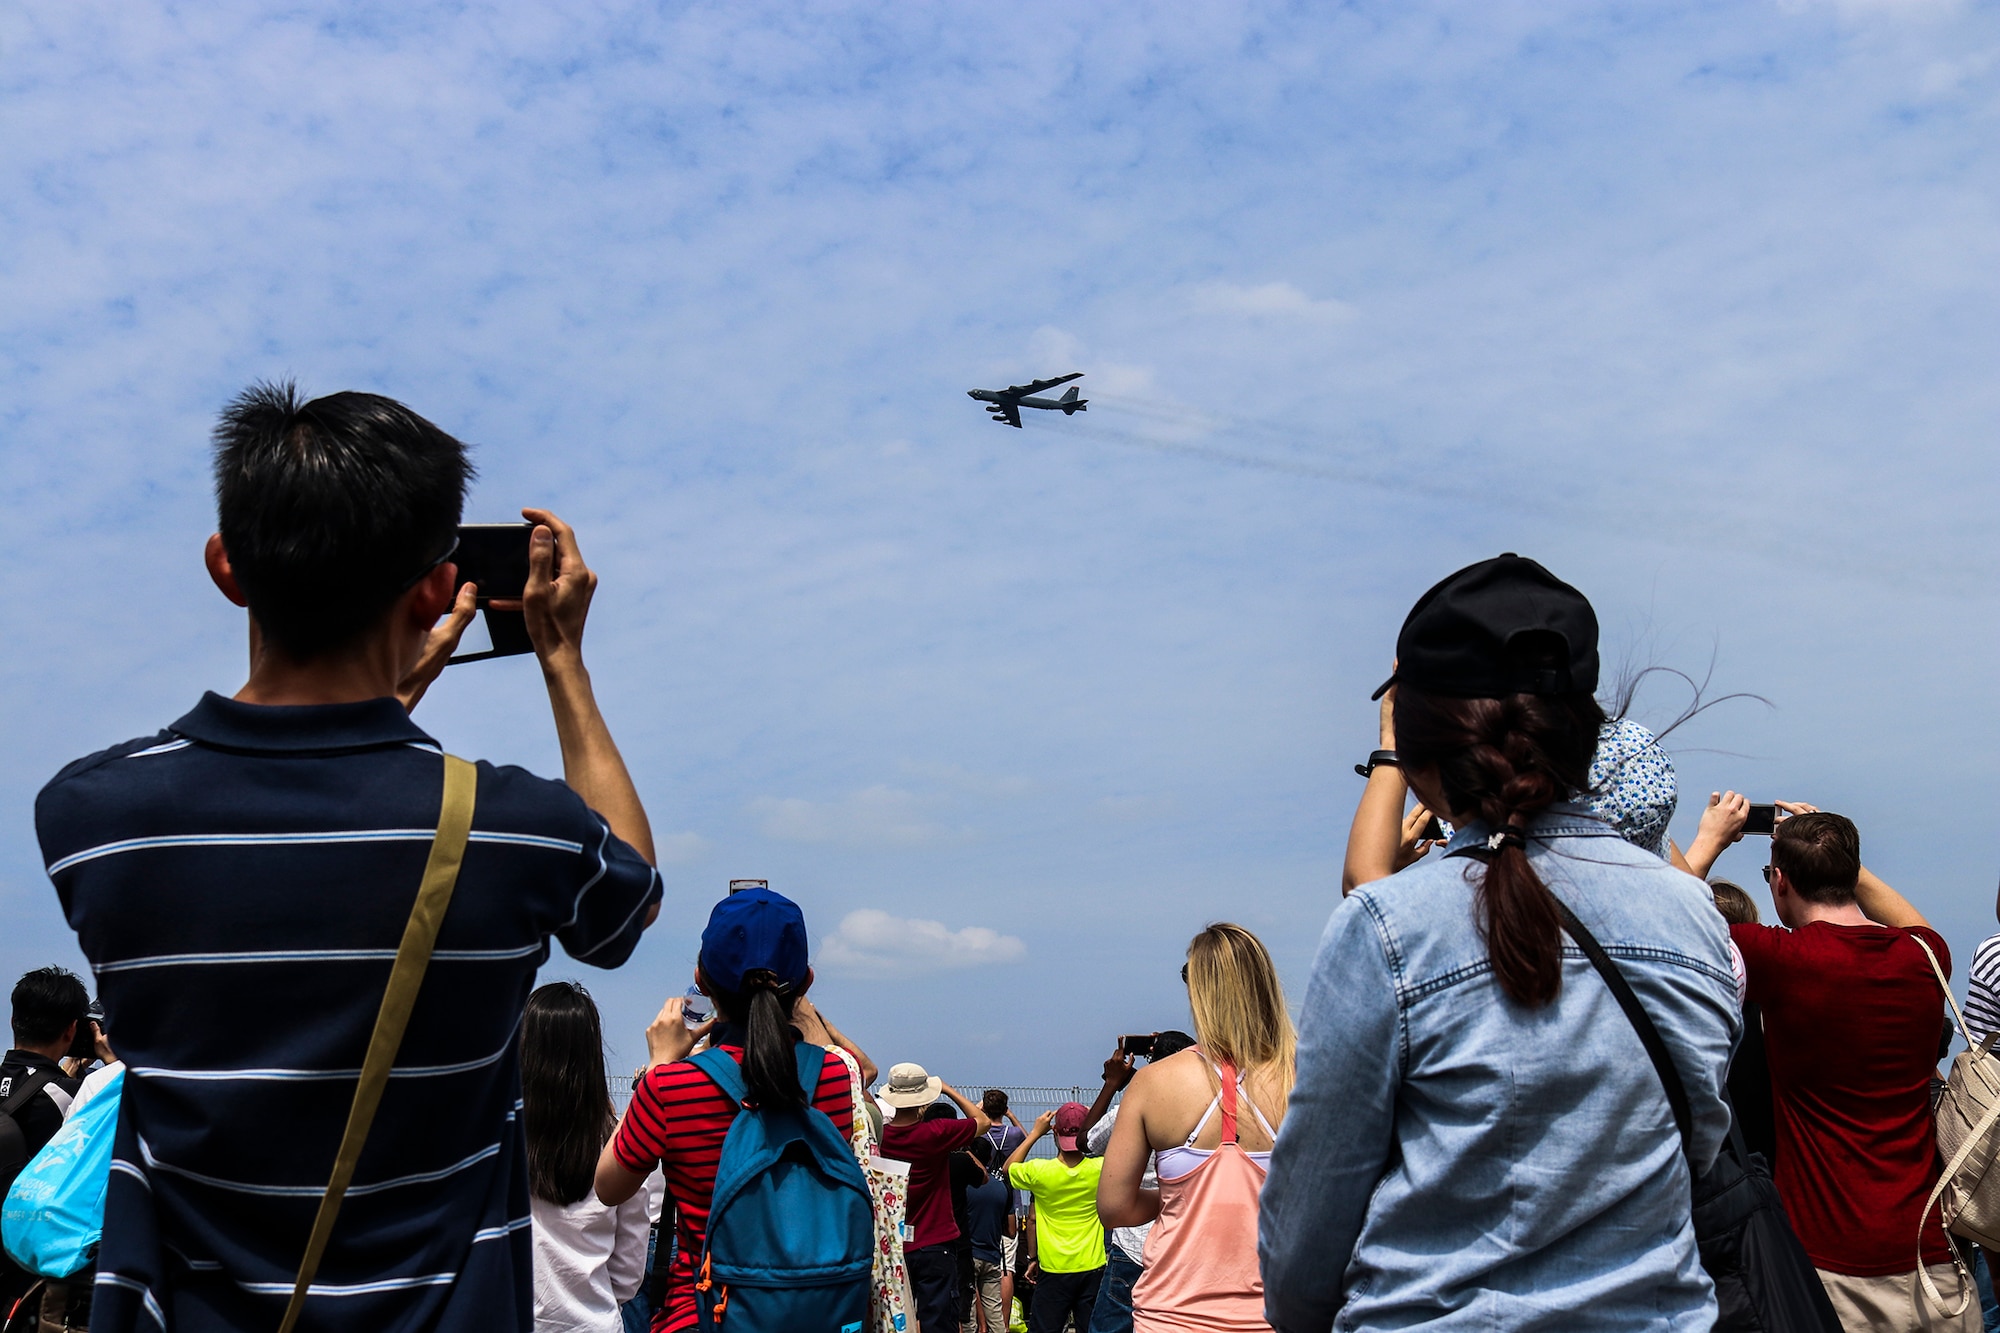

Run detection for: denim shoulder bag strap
[[276, 754, 478, 1333], [1555, 897, 1844, 1333]]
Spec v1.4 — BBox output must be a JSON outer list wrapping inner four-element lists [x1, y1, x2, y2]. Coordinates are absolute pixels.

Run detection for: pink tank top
[[1130, 1057, 1276, 1333]]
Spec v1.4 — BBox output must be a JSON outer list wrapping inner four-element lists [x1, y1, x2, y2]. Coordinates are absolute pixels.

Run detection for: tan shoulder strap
[[277, 754, 477, 1333], [1908, 931, 1984, 1318]]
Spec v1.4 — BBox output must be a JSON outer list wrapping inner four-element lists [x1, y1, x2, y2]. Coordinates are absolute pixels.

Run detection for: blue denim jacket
[[1259, 805, 1740, 1332]]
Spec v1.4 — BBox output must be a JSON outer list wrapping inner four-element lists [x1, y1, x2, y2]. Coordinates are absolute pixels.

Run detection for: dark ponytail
[[1395, 685, 1604, 1007], [708, 970, 808, 1108]]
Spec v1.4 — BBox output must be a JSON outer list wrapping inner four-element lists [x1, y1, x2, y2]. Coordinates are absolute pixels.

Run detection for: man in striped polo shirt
[[36, 384, 664, 1333]]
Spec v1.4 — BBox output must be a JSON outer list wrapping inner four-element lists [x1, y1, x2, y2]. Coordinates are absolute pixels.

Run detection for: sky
[[2, 0, 1996, 1085]]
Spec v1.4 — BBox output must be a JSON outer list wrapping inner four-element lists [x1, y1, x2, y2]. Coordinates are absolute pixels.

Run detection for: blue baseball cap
[[699, 887, 810, 993]]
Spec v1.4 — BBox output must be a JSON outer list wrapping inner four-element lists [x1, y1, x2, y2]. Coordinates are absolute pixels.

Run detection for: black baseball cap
[[1371, 554, 1599, 701]]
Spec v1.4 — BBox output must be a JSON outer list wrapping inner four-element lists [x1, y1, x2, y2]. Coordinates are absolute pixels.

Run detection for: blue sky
[[3, 0, 1996, 1084]]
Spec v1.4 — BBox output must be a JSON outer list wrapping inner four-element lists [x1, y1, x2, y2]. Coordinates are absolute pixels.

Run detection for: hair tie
[[1485, 823, 1529, 852]]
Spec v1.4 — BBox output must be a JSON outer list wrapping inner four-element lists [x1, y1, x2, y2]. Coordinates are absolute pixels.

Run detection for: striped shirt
[[1964, 933, 2000, 1049], [611, 1041, 852, 1333], [35, 693, 662, 1333]]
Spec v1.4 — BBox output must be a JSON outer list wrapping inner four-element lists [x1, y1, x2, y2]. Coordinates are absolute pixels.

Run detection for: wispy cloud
[[655, 833, 713, 865], [819, 909, 1026, 974], [750, 786, 966, 847], [1191, 281, 1356, 323], [2, 0, 1996, 1086]]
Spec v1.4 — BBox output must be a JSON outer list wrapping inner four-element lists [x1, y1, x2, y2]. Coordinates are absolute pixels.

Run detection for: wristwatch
[[1355, 749, 1400, 778]]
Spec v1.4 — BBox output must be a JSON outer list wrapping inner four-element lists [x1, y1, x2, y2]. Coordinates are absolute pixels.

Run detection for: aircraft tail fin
[[1059, 387, 1087, 414]]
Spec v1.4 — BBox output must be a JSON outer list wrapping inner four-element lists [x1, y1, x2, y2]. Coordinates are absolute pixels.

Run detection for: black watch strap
[[1355, 749, 1400, 778]]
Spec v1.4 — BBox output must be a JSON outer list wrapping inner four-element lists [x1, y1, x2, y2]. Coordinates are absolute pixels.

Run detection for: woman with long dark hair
[[1260, 555, 1741, 1331], [523, 981, 657, 1333]]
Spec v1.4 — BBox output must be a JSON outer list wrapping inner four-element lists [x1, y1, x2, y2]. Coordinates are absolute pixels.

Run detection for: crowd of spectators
[[6, 385, 1996, 1333]]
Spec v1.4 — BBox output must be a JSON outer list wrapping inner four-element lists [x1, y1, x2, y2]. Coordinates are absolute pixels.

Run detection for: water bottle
[[682, 985, 711, 1030]]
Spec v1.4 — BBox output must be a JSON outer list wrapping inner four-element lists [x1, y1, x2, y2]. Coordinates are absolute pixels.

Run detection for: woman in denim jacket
[[1259, 555, 1740, 1332]]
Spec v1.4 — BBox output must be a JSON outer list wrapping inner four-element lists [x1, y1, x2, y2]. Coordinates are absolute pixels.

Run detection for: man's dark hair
[[982, 1089, 1009, 1118], [922, 1099, 961, 1122], [1153, 1029, 1197, 1060], [214, 381, 473, 660], [968, 1137, 996, 1169], [1772, 812, 1861, 904], [12, 967, 88, 1046]]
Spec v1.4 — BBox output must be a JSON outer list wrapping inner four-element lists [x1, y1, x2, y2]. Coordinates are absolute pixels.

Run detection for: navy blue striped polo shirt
[[35, 692, 663, 1333]]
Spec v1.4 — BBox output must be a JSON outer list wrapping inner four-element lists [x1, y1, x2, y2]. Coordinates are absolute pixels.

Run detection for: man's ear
[[406, 562, 461, 627], [205, 534, 249, 607], [798, 967, 815, 998]]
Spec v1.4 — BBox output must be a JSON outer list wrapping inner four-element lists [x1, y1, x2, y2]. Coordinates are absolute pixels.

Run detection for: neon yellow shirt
[[1007, 1156, 1106, 1273]]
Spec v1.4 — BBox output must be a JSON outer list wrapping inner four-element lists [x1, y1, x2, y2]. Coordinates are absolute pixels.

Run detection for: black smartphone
[[1120, 1034, 1157, 1061], [1743, 804, 1777, 836], [448, 523, 537, 665], [1420, 814, 1444, 841]]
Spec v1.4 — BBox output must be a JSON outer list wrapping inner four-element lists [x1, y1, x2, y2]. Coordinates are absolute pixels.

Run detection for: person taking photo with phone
[[37, 384, 664, 1333], [1098, 925, 1293, 1333], [1260, 554, 1739, 1332]]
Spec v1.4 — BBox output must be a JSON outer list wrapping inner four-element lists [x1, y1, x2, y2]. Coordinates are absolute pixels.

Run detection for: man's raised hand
[[518, 508, 597, 667], [396, 582, 478, 713]]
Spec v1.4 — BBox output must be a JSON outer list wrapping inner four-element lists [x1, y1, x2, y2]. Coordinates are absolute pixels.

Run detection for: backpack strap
[[1909, 933, 1982, 1318], [690, 1046, 749, 1108], [794, 1043, 828, 1106], [277, 753, 477, 1333], [690, 1042, 827, 1110], [0, 1069, 58, 1123]]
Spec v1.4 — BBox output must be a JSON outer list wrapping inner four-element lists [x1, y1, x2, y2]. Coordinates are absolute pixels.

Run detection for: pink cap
[[1053, 1101, 1089, 1151]]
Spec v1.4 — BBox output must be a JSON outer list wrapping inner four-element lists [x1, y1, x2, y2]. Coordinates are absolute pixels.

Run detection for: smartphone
[[1420, 814, 1444, 841], [447, 523, 536, 665], [1120, 1034, 1157, 1061], [1743, 804, 1777, 836]]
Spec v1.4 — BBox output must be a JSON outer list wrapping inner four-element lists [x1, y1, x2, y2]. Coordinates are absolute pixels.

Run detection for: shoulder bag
[[1910, 934, 2000, 1315], [1557, 899, 1843, 1333], [276, 754, 477, 1333]]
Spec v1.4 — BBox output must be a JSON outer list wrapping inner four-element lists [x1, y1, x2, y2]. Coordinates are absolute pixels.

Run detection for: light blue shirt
[[1260, 805, 1740, 1332]]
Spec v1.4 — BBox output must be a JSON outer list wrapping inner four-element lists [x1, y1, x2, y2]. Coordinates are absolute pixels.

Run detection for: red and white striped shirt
[[612, 1044, 853, 1333]]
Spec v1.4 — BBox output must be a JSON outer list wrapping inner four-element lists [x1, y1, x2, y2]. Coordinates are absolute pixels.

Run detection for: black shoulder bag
[[1556, 899, 1842, 1333]]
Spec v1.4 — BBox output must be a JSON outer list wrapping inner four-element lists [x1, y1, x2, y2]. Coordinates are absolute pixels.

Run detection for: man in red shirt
[[1730, 806, 1973, 1330], [879, 1063, 991, 1333]]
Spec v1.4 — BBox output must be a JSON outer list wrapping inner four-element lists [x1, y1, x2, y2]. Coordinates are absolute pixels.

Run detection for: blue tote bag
[[2, 1068, 123, 1278]]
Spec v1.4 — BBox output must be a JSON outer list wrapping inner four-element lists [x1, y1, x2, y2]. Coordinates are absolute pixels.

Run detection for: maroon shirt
[[879, 1117, 980, 1249], [1733, 920, 1952, 1275]]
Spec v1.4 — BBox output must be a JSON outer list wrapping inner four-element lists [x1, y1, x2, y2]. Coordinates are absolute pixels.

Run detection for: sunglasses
[[1761, 866, 1775, 884], [1180, 963, 1189, 985]]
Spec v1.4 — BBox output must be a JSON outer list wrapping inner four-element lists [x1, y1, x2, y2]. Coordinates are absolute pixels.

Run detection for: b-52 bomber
[[967, 373, 1087, 428]]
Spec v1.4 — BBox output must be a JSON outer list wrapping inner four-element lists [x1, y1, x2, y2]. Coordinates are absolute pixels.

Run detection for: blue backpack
[[689, 1043, 873, 1333]]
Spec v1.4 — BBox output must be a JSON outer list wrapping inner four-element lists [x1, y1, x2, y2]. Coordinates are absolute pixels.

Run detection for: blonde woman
[[1098, 924, 1295, 1332]]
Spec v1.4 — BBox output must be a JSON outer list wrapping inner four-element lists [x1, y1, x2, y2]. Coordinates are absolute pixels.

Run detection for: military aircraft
[[967, 373, 1087, 428]]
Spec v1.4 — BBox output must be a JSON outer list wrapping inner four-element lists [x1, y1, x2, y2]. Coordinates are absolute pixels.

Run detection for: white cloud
[[750, 786, 964, 846], [1191, 281, 1355, 322], [818, 909, 1026, 973], [654, 832, 712, 865]]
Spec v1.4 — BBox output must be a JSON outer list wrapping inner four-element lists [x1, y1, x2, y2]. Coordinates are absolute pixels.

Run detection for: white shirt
[[1086, 1105, 1153, 1265], [65, 1061, 123, 1120], [530, 1172, 662, 1332]]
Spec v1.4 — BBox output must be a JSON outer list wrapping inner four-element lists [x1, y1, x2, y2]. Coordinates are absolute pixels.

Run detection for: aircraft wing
[[1001, 372, 1082, 397], [991, 400, 1022, 428]]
